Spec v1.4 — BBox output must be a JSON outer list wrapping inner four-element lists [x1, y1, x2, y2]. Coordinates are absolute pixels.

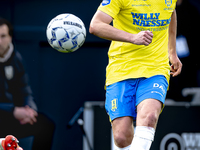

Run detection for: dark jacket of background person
[[0, 46, 37, 115]]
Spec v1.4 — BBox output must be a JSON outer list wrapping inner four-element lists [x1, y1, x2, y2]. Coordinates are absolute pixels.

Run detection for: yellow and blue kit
[[98, 0, 177, 86]]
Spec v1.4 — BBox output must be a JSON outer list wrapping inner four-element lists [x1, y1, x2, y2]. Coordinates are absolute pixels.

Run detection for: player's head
[[0, 18, 13, 57]]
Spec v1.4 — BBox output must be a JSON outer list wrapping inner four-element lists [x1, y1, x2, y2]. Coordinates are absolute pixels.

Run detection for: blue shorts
[[105, 75, 168, 121]]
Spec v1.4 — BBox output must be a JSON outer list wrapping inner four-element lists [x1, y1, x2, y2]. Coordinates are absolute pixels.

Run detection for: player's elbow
[[89, 20, 100, 35], [89, 24, 96, 35]]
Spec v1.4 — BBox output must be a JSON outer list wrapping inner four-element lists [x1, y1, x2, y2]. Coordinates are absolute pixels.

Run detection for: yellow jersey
[[98, 0, 177, 86]]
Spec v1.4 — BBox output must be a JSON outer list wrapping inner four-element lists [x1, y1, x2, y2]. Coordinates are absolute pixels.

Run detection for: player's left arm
[[168, 9, 182, 77]]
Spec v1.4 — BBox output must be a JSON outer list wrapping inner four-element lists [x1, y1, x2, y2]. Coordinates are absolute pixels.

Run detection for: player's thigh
[[105, 79, 137, 145], [136, 98, 162, 126], [137, 98, 162, 115], [135, 75, 168, 127]]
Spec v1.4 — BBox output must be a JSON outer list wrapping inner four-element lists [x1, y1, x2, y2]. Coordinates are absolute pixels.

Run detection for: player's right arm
[[89, 10, 153, 46]]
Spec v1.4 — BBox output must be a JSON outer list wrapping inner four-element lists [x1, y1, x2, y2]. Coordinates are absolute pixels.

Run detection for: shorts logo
[[102, 0, 111, 6], [111, 99, 117, 112], [152, 83, 166, 97], [153, 83, 165, 94]]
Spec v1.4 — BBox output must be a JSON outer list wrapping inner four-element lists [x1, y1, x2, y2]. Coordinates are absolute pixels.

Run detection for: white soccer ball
[[46, 13, 86, 53]]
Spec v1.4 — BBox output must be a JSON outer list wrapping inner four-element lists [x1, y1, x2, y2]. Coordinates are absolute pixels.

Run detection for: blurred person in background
[[0, 17, 55, 150]]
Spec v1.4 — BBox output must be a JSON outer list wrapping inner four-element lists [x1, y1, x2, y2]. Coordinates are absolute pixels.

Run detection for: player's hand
[[132, 30, 153, 46], [169, 54, 182, 77]]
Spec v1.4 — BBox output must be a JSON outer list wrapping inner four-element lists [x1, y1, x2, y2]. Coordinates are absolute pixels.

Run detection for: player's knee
[[145, 111, 159, 126], [114, 131, 132, 148], [114, 133, 127, 148]]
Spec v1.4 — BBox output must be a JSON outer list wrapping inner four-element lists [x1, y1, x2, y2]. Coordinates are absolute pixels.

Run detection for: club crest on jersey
[[102, 0, 111, 6], [165, 0, 172, 7]]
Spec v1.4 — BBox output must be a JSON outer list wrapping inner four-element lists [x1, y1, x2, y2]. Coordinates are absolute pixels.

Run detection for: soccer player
[[89, 0, 182, 150]]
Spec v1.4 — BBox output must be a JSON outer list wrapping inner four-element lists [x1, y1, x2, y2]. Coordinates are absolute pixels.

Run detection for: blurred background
[[0, 0, 200, 149]]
